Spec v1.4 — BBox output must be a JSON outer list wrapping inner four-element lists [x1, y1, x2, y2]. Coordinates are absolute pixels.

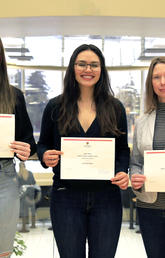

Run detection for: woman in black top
[[0, 38, 36, 257], [38, 44, 129, 258]]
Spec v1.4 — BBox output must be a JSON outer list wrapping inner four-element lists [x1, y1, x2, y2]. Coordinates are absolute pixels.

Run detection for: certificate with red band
[[0, 114, 15, 158], [60, 137, 115, 180], [144, 150, 165, 192]]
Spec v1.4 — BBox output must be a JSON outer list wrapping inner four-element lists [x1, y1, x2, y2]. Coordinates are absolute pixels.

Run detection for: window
[[4, 35, 162, 145]]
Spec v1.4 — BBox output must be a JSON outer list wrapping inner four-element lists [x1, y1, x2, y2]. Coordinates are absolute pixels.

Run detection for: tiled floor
[[11, 220, 147, 258]]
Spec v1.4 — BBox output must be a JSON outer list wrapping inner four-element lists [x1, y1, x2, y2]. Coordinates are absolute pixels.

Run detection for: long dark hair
[[145, 56, 165, 113], [0, 38, 16, 113], [57, 44, 122, 136]]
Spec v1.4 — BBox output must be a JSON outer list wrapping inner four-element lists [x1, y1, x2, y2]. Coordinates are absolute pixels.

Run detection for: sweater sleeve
[[14, 87, 36, 156], [129, 120, 146, 196], [37, 99, 56, 168], [129, 121, 144, 176]]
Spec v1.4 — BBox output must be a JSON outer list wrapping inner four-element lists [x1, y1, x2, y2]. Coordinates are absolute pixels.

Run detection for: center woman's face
[[74, 50, 101, 89], [152, 63, 165, 103]]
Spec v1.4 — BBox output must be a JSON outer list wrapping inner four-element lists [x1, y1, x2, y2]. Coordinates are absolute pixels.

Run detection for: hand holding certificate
[[61, 137, 115, 180], [144, 150, 165, 192], [0, 114, 15, 158]]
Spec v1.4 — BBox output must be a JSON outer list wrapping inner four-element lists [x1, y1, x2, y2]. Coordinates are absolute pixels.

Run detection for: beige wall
[[1, 0, 165, 18]]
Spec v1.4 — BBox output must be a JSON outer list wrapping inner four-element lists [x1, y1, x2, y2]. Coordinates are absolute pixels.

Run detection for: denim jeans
[[137, 207, 165, 258], [0, 161, 19, 256], [50, 187, 122, 258]]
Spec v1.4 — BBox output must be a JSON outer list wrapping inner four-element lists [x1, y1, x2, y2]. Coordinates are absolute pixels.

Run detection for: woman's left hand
[[111, 172, 129, 190], [10, 141, 31, 161]]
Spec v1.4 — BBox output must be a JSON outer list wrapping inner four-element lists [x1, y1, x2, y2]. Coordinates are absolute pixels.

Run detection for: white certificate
[[144, 150, 165, 192], [61, 137, 115, 180], [0, 114, 15, 158]]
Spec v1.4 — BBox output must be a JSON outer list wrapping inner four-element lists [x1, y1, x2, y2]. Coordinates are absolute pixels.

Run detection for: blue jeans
[[50, 187, 122, 258], [137, 207, 165, 258], [0, 160, 19, 256]]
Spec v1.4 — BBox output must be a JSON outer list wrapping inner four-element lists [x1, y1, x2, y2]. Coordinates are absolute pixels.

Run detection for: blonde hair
[[18, 162, 29, 181], [145, 56, 165, 113]]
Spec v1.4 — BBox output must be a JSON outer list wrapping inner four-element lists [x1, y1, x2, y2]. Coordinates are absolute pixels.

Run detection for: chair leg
[[129, 197, 134, 229], [31, 216, 36, 228]]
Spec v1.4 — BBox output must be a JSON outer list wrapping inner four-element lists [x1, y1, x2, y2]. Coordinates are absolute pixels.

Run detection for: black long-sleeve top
[[37, 95, 130, 191], [10, 87, 36, 156]]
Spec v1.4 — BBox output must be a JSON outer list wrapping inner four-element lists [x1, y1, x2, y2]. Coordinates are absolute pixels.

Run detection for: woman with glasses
[[0, 38, 36, 257], [37, 44, 129, 258]]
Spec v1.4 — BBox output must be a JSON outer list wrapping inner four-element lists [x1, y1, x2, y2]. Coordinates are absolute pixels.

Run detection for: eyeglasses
[[74, 62, 100, 71]]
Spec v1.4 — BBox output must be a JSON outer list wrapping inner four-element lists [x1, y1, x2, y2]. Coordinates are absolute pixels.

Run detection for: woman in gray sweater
[[130, 56, 165, 258]]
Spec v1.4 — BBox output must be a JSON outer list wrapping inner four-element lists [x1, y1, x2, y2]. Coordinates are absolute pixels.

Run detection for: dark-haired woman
[[0, 38, 36, 257], [130, 56, 165, 258], [38, 44, 129, 258]]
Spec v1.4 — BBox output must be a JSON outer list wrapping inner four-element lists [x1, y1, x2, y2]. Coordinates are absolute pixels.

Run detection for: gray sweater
[[137, 102, 165, 209]]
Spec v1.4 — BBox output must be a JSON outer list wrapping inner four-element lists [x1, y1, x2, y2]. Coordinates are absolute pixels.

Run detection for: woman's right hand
[[131, 174, 146, 190], [43, 150, 63, 167]]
